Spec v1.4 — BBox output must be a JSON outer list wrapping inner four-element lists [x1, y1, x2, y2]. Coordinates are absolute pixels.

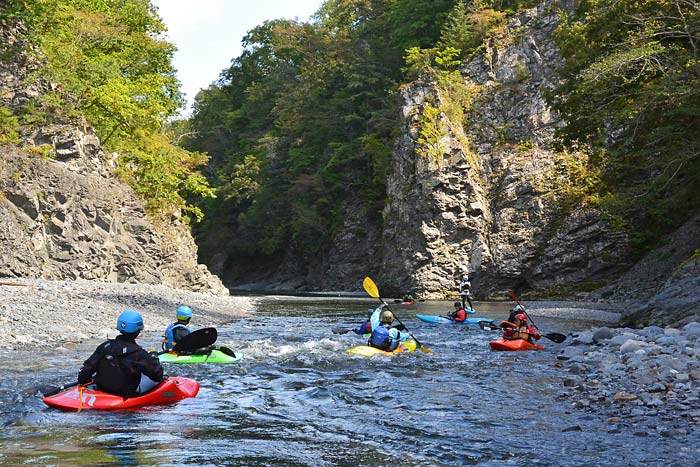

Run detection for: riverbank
[[0, 279, 257, 351], [558, 323, 700, 435]]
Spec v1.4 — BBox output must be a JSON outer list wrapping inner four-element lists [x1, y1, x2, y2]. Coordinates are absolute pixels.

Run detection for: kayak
[[346, 340, 417, 357], [158, 346, 242, 364], [401, 301, 416, 305], [43, 377, 200, 411], [489, 337, 545, 351], [416, 314, 493, 325]]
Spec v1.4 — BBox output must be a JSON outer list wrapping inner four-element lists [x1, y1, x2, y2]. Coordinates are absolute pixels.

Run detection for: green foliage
[[117, 130, 214, 222], [186, 0, 522, 264], [552, 0, 700, 251], [416, 104, 446, 162], [0, 105, 20, 144], [6, 0, 212, 223]]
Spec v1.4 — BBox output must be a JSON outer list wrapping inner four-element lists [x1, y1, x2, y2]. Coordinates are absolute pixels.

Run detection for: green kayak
[[158, 346, 242, 364]]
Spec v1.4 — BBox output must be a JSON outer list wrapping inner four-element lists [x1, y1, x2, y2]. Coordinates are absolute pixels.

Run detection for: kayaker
[[402, 292, 415, 303], [352, 309, 374, 335], [450, 301, 467, 322], [505, 304, 526, 326], [502, 313, 541, 344], [77, 310, 164, 397], [368, 306, 410, 351], [459, 274, 473, 310], [162, 305, 193, 351]]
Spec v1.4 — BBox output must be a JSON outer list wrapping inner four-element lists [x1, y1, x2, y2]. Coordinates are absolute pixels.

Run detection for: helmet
[[177, 305, 193, 320], [116, 310, 144, 333], [515, 313, 527, 322], [380, 310, 394, 323], [454, 301, 462, 307], [368, 308, 374, 317]]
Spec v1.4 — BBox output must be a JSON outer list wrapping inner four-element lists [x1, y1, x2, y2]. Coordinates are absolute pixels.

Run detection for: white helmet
[[380, 310, 394, 323]]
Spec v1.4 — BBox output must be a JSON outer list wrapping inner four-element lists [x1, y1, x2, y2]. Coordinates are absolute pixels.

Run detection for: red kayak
[[489, 337, 544, 351], [43, 377, 200, 411]]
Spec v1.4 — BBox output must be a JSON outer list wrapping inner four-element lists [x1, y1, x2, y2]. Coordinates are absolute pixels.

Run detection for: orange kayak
[[43, 377, 200, 410], [489, 337, 544, 351]]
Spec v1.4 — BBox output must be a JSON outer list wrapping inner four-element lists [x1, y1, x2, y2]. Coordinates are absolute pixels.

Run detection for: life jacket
[[94, 339, 141, 396], [369, 325, 397, 351], [453, 308, 467, 322], [162, 323, 189, 350]]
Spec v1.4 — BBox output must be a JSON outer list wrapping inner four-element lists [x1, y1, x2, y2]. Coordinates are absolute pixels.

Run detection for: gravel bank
[[557, 323, 700, 436], [0, 279, 257, 350]]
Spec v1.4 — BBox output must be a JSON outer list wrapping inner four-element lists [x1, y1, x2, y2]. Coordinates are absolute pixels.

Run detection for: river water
[[0, 296, 695, 466]]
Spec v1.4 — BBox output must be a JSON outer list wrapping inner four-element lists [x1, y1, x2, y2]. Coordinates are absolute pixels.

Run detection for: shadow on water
[[0, 296, 696, 466]]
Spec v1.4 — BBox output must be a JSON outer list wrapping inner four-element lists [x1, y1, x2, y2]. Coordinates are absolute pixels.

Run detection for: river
[[0, 296, 695, 466]]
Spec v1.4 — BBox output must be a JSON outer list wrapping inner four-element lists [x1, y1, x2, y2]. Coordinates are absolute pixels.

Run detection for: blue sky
[[152, 0, 324, 116]]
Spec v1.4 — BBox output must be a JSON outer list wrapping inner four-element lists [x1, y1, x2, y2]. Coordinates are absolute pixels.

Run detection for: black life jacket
[[94, 339, 141, 397]]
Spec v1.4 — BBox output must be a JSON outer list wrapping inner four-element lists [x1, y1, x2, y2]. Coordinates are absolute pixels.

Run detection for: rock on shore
[[557, 323, 700, 435], [0, 279, 256, 350]]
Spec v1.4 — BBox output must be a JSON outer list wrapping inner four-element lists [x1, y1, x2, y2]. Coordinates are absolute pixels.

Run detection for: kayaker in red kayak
[[162, 305, 193, 351], [77, 310, 164, 397], [502, 313, 541, 344], [450, 301, 468, 322]]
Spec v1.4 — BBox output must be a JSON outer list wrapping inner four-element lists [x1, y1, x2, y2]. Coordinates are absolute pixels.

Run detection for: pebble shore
[[0, 279, 257, 350], [558, 323, 700, 436]]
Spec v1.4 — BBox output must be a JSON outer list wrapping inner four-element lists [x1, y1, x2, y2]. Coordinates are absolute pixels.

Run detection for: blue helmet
[[367, 308, 374, 318], [176, 305, 193, 320], [116, 310, 144, 333]]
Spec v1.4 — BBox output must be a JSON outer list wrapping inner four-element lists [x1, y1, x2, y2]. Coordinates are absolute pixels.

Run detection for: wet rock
[[562, 425, 582, 432], [592, 327, 613, 342], [613, 391, 638, 402]]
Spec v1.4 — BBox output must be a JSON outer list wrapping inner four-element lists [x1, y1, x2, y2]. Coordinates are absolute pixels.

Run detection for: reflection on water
[[0, 296, 696, 466]]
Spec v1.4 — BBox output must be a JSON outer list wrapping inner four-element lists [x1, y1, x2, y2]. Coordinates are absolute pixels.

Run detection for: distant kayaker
[[459, 274, 473, 310], [353, 309, 374, 335], [506, 304, 526, 325], [450, 301, 467, 322], [162, 305, 193, 351], [402, 292, 415, 303], [368, 306, 410, 351], [502, 313, 541, 344], [77, 310, 164, 397]]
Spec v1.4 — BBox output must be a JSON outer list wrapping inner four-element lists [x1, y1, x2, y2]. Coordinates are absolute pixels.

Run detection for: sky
[[151, 0, 324, 117]]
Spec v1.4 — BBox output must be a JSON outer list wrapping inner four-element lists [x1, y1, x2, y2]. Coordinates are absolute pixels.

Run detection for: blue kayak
[[416, 314, 495, 325]]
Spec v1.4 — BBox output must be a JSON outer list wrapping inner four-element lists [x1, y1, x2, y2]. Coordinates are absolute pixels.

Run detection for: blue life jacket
[[162, 323, 189, 351], [370, 326, 396, 351]]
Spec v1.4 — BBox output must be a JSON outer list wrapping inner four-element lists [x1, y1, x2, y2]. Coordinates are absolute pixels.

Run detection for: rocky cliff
[[378, 2, 629, 298], [0, 22, 227, 295]]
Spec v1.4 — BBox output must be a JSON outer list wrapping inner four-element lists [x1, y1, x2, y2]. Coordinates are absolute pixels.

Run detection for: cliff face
[[378, 3, 629, 298], [0, 23, 227, 295]]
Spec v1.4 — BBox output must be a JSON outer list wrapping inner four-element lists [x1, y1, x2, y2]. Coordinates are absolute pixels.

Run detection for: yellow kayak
[[346, 340, 417, 357]]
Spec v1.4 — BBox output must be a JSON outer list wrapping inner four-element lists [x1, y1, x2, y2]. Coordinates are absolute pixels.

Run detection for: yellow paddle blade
[[420, 345, 433, 354], [362, 276, 380, 298]]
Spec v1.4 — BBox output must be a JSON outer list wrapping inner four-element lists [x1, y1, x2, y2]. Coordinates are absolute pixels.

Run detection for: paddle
[[362, 276, 432, 354], [507, 291, 566, 343], [36, 327, 219, 398], [479, 321, 506, 331]]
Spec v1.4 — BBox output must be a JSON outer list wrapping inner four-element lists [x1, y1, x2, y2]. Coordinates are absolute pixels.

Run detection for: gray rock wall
[[0, 20, 227, 295], [378, 2, 629, 298]]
